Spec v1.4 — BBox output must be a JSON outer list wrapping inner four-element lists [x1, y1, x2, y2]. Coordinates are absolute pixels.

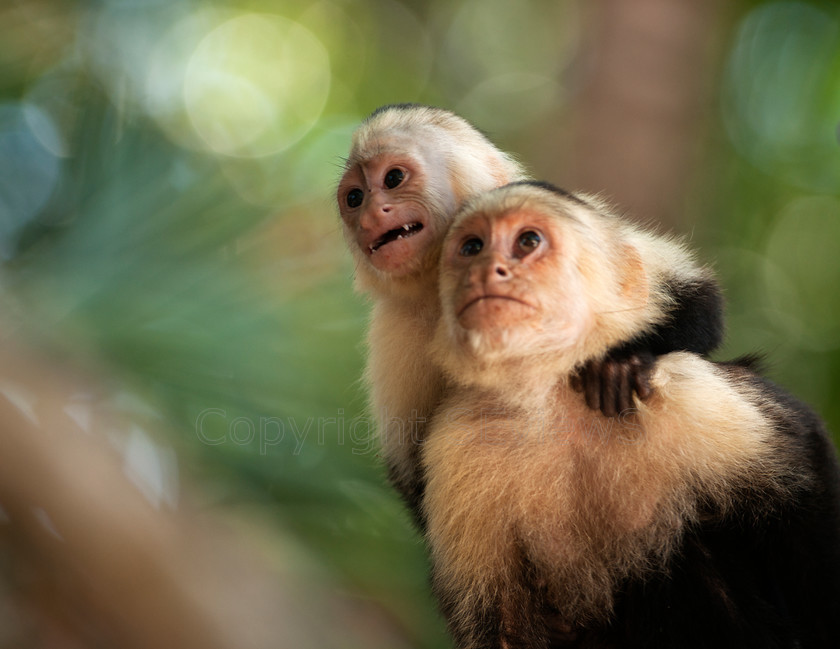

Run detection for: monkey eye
[[459, 237, 483, 257], [384, 168, 405, 189], [516, 230, 541, 255], [346, 188, 364, 208]]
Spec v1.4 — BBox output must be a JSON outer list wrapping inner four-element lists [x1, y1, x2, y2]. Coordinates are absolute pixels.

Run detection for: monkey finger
[[616, 363, 634, 415], [570, 369, 583, 393], [634, 374, 653, 401], [630, 353, 655, 401], [583, 361, 602, 412], [600, 360, 619, 418]]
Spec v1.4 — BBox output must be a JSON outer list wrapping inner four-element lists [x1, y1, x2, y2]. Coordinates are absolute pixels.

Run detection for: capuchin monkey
[[337, 104, 724, 523], [424, 181, 840, 649]]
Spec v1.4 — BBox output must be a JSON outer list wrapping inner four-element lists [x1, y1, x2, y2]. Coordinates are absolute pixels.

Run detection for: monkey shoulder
[[422, 356, 840, 643], [630, 354, 840, 644], [649, 275, 725, 356], [642, 352, 835, 496]]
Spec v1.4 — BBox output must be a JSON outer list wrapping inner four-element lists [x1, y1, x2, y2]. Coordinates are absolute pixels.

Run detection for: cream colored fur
[[342, 106, 527, 487], [346, 106, 527, 298], [424, 184, 797, 636], [365, 294, 445, 491], [423, 353, 799, 628], [432, 185, 714, 409]]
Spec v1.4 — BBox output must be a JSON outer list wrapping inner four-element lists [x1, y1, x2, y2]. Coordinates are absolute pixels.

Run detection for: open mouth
[[368, 222, 424, 254]]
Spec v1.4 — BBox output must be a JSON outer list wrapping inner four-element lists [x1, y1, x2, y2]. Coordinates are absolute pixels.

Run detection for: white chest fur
[[422, 353, 792, 622]]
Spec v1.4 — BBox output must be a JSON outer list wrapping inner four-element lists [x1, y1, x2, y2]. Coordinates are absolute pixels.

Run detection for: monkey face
[[337, 135, 455, 279], [440, 204, 591, 358], [433, 182, 660, 392], [446, 209, 547, 330]]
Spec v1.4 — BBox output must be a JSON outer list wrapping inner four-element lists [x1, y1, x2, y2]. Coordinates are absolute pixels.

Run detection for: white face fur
[[433, 184, 656, 392], [337, 131, 456, 281], [336, 107, 527, 295], [439, 203, 591, 361]]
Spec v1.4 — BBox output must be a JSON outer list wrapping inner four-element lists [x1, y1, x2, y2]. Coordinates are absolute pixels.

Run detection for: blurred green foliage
[[0, 0, 838, 646]]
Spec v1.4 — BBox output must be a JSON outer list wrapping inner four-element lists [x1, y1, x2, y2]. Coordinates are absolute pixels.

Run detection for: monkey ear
[[618, 243, 649, 307]]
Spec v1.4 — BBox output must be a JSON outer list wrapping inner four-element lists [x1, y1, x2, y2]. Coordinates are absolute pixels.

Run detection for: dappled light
[[0, 0, 838, 646]]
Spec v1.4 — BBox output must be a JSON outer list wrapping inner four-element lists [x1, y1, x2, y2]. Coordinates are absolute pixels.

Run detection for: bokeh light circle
[[456, 73, 562, 134], [763, 196, 840, 350], [183, 14, 331, 158], [721, 2, 840, 192]]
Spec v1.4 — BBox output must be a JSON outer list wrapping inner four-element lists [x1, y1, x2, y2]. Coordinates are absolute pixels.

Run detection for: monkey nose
[[487, 262, 512, 282], [370, 198, 392, 216], [358, 203, 392, 230]]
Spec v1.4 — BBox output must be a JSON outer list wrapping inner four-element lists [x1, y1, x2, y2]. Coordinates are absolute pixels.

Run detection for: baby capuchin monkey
[[337, 104, 723, 524], [337, 104, 527, 519], [425, 181, 840, 649]]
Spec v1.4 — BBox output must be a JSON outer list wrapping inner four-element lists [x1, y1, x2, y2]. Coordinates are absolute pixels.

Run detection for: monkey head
[[433, 182, 661, 390], [337, 126, 453, 280], [337, 104, 525, 295]]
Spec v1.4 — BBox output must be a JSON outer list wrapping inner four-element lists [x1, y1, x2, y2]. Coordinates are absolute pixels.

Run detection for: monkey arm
[[574, 276, 724, 416], [639, 276, 725, 357]]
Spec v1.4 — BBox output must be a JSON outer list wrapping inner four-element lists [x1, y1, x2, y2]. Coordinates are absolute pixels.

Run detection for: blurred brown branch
[[567, 0, 725, 229], [0, 344, 411, 649]]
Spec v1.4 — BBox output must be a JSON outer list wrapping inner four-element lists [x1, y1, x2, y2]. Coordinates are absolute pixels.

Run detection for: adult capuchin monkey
[[425, 181, 840, 649], [336, 104, 723, 524]]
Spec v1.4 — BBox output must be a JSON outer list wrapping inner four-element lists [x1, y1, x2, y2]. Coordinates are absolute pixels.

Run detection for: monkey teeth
[[369, 222, 424, 253]]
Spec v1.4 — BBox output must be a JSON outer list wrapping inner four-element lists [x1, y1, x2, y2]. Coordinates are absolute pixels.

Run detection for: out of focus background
[[0, 0, 838, 647]]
